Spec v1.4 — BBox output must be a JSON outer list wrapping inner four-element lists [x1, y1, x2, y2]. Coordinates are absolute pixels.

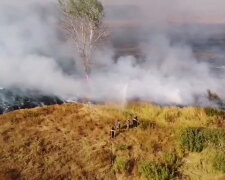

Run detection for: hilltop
[[0, 103, 225, 180]]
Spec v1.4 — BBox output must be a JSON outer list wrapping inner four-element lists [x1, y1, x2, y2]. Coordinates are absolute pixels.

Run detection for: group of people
[[110, 116, 139, 139]]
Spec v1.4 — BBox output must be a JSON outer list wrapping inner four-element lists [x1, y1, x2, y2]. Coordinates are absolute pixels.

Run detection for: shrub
[[179, 128, 225, 152], [163, 153, 181, 169], [140, 162, 173, 180], [179, 128, 206, 152], [140, 154, 181, 180], [114, 158, 132, 174], [212, 152, 225, 173], [204, 129, 225, 148]]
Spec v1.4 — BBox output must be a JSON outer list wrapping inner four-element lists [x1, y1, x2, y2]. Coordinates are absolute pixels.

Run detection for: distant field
[[108, 20, 225, 70], [0, 103, 224, 179]]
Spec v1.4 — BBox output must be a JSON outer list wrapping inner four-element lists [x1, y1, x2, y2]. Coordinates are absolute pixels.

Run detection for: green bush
[[179, 128, 206, 152], [140, 162, 173, 180], [204, 129, 225, 148], [163, 153, 181, 169], [179, 128, 225, 152], [114, 158, 131, 174], [140, 154, 181, 180], [213, 152, 225, 173]]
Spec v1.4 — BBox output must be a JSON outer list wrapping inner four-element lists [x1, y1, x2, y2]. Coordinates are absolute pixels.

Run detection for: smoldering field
[[0, 0, 225, 108]]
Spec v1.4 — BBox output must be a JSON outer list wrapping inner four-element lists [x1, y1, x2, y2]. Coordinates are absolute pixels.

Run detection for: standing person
[[133, 116, 139, 128], [110, 126, 116, 139], [115, 121, 118, 130], [115, 121, 121, 131], [117, 121, 121, 132], [126, 119, 131, 130], [136, 116, 139, 127]]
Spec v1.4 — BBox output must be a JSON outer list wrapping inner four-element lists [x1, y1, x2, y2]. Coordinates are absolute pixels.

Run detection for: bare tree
[[59, 0, 108, 79]]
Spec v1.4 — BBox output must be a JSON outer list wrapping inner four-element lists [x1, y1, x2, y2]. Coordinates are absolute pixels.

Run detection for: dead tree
[[59, 0, 108, 79]]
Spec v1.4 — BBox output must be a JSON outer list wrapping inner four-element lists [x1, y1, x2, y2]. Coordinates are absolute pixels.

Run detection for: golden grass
[[0, 103, 224, 179]]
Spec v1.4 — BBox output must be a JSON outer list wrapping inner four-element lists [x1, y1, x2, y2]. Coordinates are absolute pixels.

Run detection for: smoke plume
[[0, 0, 225, 107]]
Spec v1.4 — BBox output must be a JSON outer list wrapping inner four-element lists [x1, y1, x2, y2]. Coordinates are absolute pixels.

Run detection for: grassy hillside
[[0, 103, 225, 180]]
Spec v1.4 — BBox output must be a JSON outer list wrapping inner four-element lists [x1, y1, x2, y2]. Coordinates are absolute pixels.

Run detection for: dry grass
[[182, 147, 225, 180], [0, 103, 224, 179]]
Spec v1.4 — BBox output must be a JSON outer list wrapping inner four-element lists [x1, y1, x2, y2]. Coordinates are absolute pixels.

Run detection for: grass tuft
[[213, 151, 225, 173]]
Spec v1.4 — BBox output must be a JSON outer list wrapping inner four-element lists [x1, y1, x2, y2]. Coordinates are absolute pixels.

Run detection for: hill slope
[[0, 103, 225, 180]]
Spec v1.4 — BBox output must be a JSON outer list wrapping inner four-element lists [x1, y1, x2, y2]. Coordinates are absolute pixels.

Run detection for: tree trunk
[[82, 55, 91, 81]]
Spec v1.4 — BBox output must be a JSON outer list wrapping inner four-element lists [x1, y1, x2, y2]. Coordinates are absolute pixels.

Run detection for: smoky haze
[[0, 0, 225, 107], [102, 0, 225, 24]]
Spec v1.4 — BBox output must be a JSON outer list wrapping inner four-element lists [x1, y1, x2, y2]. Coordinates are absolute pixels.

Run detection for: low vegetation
[[180, 127, 225, 152], [140, 153, 181, 180], [0, 103, 224, 179], [213, 151, 225, 173], [114, 158, 132, 174]]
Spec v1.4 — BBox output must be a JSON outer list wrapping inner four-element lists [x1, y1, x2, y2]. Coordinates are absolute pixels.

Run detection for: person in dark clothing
[[110, 126, 116, 139], [136, 116, 139, 126], [133, 116, 139, 128]]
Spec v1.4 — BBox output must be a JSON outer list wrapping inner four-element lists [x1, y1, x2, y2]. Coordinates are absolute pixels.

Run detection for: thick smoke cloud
[[0, 0, 82, 97], [0, 0, 225, 107]]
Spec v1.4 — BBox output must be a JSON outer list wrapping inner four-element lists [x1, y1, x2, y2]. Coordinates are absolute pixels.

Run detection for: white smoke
[[0, 0, 225, 107], [0, 0, 82, 97]]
